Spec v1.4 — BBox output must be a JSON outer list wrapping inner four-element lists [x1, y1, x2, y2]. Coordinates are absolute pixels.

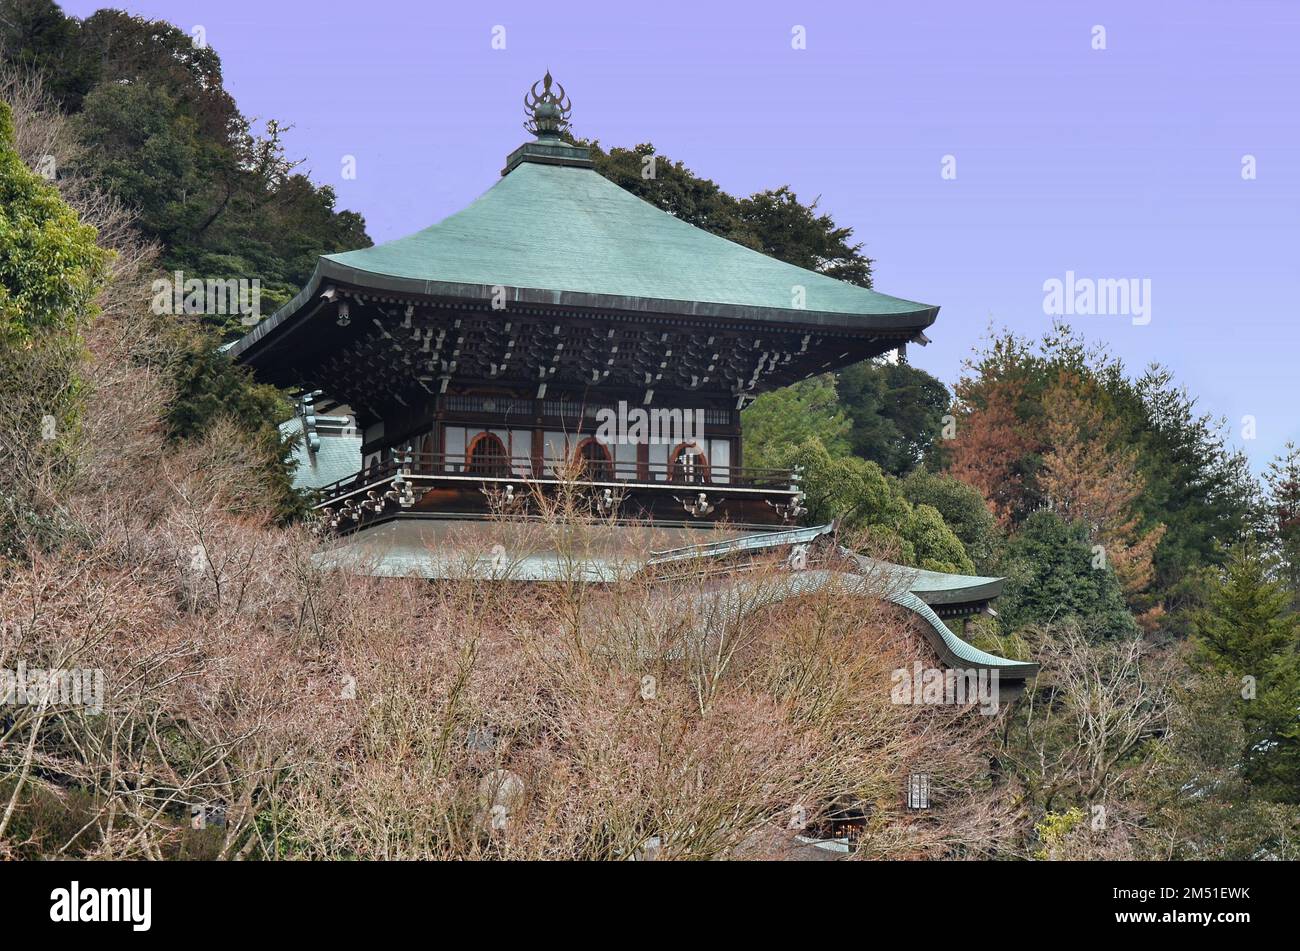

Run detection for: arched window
[[466, 432, 511, 477], [572, 437, 614, 481], [669, 441, 710, 484]]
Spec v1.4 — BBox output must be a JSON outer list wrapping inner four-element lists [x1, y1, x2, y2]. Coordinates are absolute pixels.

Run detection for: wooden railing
[[315, 452, 797, 505]]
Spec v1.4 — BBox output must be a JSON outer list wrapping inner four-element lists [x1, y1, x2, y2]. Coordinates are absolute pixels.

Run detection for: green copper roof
[[230, 138, 940, 363], [311, 518, 1036, 678], [321, 159, 937, 327]]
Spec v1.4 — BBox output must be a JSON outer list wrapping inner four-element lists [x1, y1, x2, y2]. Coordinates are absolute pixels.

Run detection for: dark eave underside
[[234, 280, 930, 419], [231, 259, 937, 367]]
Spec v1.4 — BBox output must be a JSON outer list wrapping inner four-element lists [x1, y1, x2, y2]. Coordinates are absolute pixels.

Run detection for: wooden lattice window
[[466, 432, 511, 477], [669, 441, 710, 484], [572, 437, 614, 481]]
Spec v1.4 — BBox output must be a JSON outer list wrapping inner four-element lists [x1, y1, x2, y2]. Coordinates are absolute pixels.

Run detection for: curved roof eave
[[229, 259, 938, 364]]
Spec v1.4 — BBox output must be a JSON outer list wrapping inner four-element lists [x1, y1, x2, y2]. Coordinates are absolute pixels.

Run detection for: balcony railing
[[314, 452, 797, 507]]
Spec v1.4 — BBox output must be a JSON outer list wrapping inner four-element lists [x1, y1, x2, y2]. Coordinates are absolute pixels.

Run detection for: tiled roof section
[[310, 520, 1036, 678], [281, 417, 362, 490], [850, 554, 1005, 605], [230, 149, 939, 363], [886, 590, 1037, 677], [322, 161, 937, 326]]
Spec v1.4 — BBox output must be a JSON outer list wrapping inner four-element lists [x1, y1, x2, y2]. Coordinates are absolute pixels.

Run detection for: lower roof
[[312, 519, 1036, 678]]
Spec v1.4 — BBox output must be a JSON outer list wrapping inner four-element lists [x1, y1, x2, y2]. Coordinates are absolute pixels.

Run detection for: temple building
[[230, 73, 1036, 689]]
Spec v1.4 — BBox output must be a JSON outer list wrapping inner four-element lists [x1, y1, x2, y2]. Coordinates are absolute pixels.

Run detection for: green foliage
[[905, 501, 976, 575], [748, 361, 951, 483], [948, 326, 1256, 634], [165, 327, 306, 521], [836, 359, 950, 475], [585, 141, 873, 287], [6, 5, 370, 342], [1033, 806, 1085, 860], [0, 99, 107, 342], [1265, 442, 1300, 606], [997, 511, 1138, 638], [741, 375, 850, 470], [4, 4, 372, 522], [72, 82, 203, 243], [0, 0, 97, 108], [1140, 674, 1300, 858], [1114, 367, 1256, 609], [784, 439, 974, 573], [0, 97, 107, 554], [1192, 544, 1300, 802], [901, 469, 1001, 572], [735, 186, 873, 287], [64, 44, 370, 337]]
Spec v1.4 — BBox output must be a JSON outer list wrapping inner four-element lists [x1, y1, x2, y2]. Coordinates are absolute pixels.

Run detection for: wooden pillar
[[531, 426, 544, 477]]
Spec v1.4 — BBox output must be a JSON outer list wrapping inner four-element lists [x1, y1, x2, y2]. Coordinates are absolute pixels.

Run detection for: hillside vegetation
[[2, 1, 1297, 858]]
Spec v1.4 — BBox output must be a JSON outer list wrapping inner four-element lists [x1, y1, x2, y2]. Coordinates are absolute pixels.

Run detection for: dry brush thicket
[[1, 462, 1024, 858]]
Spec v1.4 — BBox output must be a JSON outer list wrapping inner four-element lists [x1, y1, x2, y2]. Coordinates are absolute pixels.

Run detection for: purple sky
[[65, 0, 1300, 473]]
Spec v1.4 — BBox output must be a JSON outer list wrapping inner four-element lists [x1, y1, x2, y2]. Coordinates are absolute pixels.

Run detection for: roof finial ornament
[[524, 70, 572, 140]]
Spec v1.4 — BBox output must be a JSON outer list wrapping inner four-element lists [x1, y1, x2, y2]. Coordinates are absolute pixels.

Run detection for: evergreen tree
[[836, 359, 950, 476], [0, 98, 108, 554], [997, 511, 1138, 638], [741, 376, 850, 470], [901, 469, 1001, 572], [1193, 544, 1300, 802], [0, 99, 106, 342], [783, 439, 974, 574], [1264, 442, 1300, 605], [584, 141, 874, 287]]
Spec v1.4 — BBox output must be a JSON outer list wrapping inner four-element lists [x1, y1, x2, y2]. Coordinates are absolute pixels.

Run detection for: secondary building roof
[[311, 518, 1036, 679]]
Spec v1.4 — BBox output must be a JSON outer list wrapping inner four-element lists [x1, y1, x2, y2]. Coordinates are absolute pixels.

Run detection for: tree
[[836, 359, 950, 476], [0, 99, 106, 343], [943, 326, 1258, 637], [1003, 623, 1170, 857], [901, 470, 1001, 572], [7, 5, 372, 340], [71, 82, 202, 245], [3, 5, 371, 522], [784, 439, 974, 574], [946, 375, 1041, 528], [997, 511, 1138, 639], [0, 0, 97, 109], [1038, 374, 1166, 621], [585, 142, 874, 287], [1140, 672, 1300, 859], [1110, 366, 1256, 620], [0, 97, 108, 555], [736, 186, 872, 287], [1264, 442, 1300, 605], [741, 376, 850, 470], [1192, 544, 1300, 802]]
